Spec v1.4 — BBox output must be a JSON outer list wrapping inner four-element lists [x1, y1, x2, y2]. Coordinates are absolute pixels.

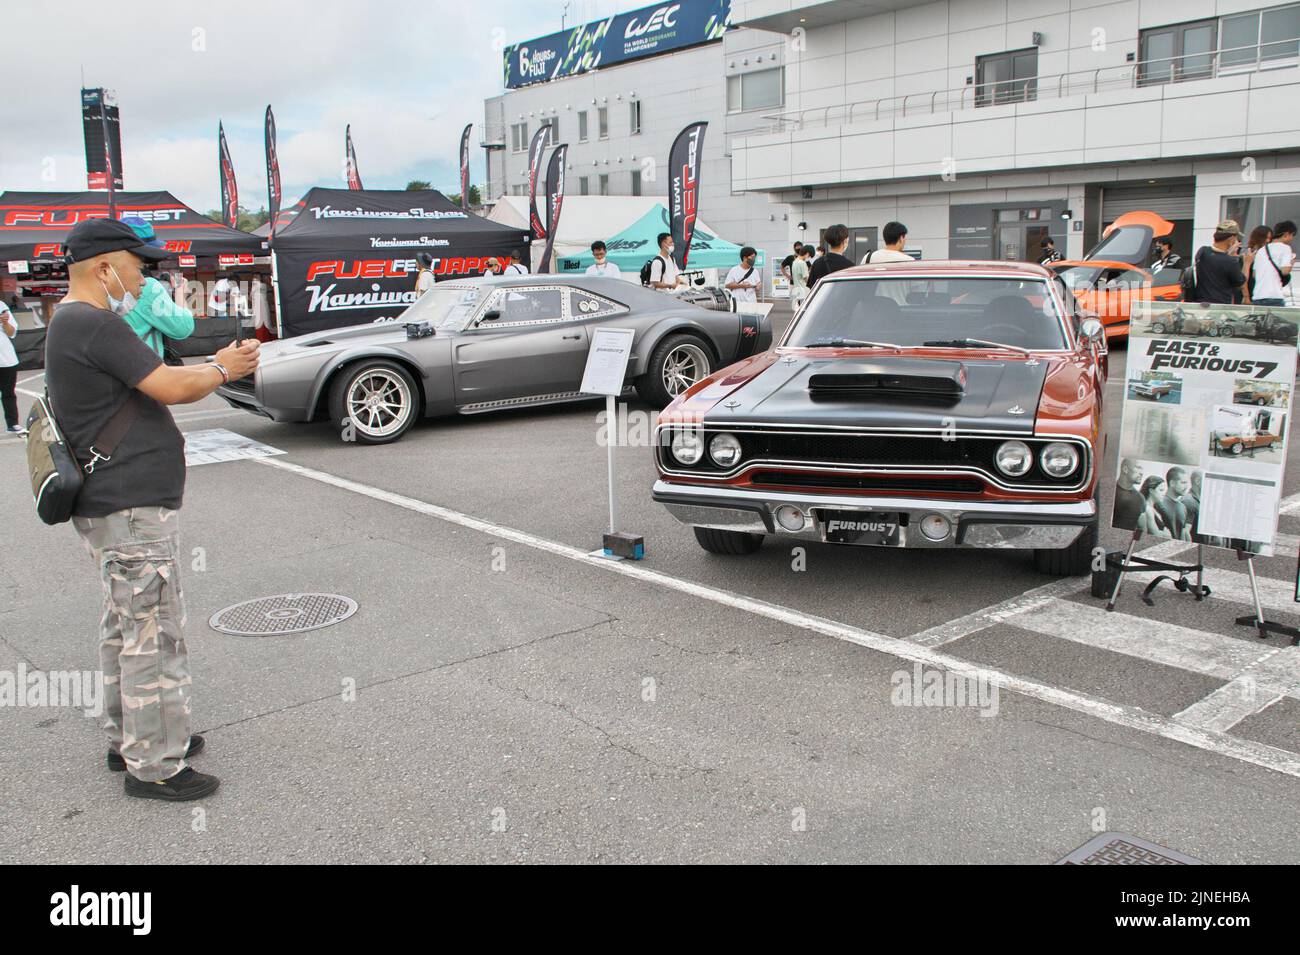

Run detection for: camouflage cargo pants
[[73, 507, 192, 783]]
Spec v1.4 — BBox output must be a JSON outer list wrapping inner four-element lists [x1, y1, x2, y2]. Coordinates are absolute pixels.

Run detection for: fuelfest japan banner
[[1113, 300, 1298, 555], [504, 0, 731, 88]]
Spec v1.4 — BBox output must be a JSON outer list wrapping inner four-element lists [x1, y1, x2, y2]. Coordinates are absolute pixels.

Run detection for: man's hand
[[215, 339, 260, 381]]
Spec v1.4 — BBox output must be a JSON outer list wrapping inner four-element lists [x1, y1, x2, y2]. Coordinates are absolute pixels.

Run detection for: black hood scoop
[[808, 358, 967, 402]]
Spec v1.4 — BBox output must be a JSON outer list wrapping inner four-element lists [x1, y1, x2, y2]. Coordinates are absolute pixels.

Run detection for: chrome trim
[[459, 390, 589, 412], [653, 425, 1093, 493]]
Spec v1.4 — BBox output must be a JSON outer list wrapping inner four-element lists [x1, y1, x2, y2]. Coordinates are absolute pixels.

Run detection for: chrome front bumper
[[653, 481, 1095, 550]]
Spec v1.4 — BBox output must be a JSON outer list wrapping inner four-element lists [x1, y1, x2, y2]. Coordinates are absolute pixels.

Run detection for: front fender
[[306, 345, 435, 420]]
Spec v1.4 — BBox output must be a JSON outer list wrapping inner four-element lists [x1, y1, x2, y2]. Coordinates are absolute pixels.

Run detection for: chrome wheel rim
[[662, 343, 710, 397], [346, 369, 411, 438]]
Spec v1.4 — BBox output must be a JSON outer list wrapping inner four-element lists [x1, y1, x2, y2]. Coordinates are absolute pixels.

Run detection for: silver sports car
[[217, 274, 772, 444]]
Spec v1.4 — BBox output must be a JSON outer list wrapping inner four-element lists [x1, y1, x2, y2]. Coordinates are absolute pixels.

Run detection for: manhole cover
[[1055, 832, 1204, 865], [208, 593, 358, 636]]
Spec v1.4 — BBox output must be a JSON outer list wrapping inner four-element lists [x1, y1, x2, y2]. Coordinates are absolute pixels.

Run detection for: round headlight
[[774, 504, 806, 532], [995, 440, 1033, 477], [670, 429, 704, 466], [709, 432, 743, 468], [1040, 442, 1080, 478]]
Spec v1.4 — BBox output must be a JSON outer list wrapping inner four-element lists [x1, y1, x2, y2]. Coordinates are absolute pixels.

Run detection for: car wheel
[[693, 526, 764, 555], [637, 334, 713, 407], [1150, 322, 1165, 334], [329, 360, 420, 445], [1256, 398, 1267, 405], [1033, 491, 1098, 577], [1230, 441, 1244, 455]]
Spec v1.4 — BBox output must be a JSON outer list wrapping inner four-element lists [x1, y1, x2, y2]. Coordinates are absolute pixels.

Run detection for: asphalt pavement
[[1, 305, 1297, 864]]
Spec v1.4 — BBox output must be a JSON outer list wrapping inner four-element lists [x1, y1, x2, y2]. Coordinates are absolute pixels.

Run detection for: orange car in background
[[1050, 211, 1183, 341]]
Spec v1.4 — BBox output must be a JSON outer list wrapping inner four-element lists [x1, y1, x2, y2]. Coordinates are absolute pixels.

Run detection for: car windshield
[[787, 276, 1067, 351], [398, 284, 483, 330]]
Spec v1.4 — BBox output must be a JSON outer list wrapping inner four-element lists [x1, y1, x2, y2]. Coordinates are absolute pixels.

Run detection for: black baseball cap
[[64, 217, 170, 265]]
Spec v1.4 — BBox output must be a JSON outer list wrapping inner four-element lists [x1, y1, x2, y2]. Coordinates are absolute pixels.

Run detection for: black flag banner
[[345, 125, 363, 190], [218, 121, 239, 229], [82, 88, 123, 191], [265, 105, 282, 238], [538, 144, 567, 275], [459, 123, 472, 212], [668, 121, 707, 269], [527, 124, 552, 241]]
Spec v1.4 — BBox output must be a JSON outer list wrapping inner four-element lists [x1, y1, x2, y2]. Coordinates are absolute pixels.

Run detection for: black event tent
[[270, 187, 528, 337], [0, 190, 263, 260]]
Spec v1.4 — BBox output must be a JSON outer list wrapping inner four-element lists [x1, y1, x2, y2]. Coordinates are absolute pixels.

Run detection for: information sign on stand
[[580, 327, 644, 561]]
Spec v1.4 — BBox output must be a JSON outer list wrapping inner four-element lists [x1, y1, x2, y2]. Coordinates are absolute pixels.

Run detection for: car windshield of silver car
[[400, 284, 483, 330], [787, 277, 1067, 351]]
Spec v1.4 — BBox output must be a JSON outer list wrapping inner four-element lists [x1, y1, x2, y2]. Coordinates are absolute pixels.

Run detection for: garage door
[[1102, 183, 1194, 222]]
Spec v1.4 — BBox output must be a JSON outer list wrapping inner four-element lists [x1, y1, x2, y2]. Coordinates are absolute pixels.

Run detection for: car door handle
[[562, 333, 582, 340]]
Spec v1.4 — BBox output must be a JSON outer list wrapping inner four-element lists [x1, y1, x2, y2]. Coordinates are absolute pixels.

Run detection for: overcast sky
[[0, 0, 645, 213]]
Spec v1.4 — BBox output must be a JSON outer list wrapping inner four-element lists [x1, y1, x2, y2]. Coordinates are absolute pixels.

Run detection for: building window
[[541, 117, 559, 142], [1139, 18, 1216, 84], [579, 176, 589, 196], [1223, 193, 1300, 252], [1221, 4, 1300, 69], [510, 121, 528, 152], [598, 106, 609, 139], [629, 100, 642, 134], [975, 48, 1038, 106], [727, 67, 784, 112], [599, 174, 609, 196], [578, 111, 588, 142], [631, 169, 642, 196]]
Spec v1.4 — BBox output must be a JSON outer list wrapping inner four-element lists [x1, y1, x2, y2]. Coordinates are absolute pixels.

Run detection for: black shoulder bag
[[26, 392, 143, 525]]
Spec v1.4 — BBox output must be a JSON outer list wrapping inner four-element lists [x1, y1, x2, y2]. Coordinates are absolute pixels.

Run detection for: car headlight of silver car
[[1039, 442, 1080, 478], [670, 429, 704, 466], [994, 440, 1033, 477], [709, 432, 743, 468]]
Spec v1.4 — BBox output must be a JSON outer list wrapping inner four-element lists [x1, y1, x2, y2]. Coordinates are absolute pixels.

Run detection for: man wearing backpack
[[1192, 220, 1246, 305], [45, 218, 259, 802], [645, 232, 684, 291]]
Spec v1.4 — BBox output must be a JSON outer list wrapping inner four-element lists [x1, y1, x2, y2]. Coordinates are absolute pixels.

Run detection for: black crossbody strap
[[82, 392, 145, 474]]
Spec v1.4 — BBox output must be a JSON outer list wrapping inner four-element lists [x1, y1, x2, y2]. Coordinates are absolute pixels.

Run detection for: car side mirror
[[480, 309, 501, 322], [1079, 316, 1104, 344]]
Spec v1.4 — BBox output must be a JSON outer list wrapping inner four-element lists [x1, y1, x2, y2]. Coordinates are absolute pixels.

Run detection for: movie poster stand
[[1097, 533, 1209, 610], [1234, 550, 1300, 645]]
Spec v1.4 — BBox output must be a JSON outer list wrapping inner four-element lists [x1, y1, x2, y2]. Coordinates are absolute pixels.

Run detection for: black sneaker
[[108, 734, 206, 772], [124, 767, 220, 802]]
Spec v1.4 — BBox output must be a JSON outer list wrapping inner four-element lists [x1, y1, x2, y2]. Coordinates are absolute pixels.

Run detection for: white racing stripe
[[255, 456, 1300, 779]]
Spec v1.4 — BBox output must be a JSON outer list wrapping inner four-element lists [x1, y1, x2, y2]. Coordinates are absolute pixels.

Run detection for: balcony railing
[[759, 40, 1298, 133]]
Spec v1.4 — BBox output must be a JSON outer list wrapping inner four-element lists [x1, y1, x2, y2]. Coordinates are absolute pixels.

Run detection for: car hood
[[262, 322, 414, 361], [699, 352, 1052, 435]]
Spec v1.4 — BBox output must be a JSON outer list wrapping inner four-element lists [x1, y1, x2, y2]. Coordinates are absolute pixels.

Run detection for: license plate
[[819, 511, 902, 546]]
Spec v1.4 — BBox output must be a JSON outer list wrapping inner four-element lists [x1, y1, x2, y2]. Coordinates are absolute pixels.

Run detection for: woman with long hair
[[1244, 225, 1272, 304], [1137, 475, 1169, 537]]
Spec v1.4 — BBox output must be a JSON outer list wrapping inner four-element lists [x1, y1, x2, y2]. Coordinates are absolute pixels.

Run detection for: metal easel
[[1101, 530, 1210, 610], [1234, 549, 1300, 645]]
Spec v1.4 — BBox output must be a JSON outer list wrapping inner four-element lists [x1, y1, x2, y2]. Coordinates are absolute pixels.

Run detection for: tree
[[206, 205, 271, 232], [405, 180, 432, 191], [447, 185, 482, 206]]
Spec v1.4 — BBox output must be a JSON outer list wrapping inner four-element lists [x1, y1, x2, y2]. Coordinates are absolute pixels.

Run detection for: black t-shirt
[[1112, 484, 1144, 531], [807, 252, 854, 287], [1195, 247, 1246, 305], [45, 302, 186, 516], [781, 254, 796, 274]]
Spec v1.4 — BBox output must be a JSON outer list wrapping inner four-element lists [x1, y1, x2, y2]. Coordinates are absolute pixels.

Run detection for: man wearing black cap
[[46, 217, 259, 802]]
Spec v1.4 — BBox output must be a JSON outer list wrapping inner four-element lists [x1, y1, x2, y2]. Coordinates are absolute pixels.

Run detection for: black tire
[[328, 359, 421, 445], [1033, 492, 1099, 577], [693, 526, 764, 555], [637, 333, 714, 407], [1230, 441, 1243, 455], [1150, 322, 1166, 334], [1256, 397, 1267, 406]]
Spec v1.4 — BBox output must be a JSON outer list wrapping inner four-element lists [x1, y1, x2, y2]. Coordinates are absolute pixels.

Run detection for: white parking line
[[1176, 680, 1288, 733], [254, 456, 1300, 779], [17, 372, 44, 387]]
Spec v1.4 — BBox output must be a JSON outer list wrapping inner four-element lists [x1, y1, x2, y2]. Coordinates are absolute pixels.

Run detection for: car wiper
[[803, 337, 902, 351], [922, 338, 1031, 355]]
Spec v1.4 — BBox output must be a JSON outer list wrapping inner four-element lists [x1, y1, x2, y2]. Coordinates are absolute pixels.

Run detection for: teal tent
[[556, 204, 764, 274]]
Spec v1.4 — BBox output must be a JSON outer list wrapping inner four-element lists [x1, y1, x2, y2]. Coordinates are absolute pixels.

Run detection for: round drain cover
[[208, 593, 357, 636]]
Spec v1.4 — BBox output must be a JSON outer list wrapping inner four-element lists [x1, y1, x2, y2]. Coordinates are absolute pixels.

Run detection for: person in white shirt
[[586, 241, 621, 277], [414, 253, 436, 295], [1251, 219, 1296, 307], [208, 276, 232, 317], [648, 232, 684, 291], [724, 246, 761, 308], [790, 245, 812, 307], [0, 296, 20, 432], [861, 221, 912, 265]]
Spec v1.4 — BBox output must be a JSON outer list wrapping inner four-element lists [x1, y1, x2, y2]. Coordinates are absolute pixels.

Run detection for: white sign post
[[580, 326, 643, 560]]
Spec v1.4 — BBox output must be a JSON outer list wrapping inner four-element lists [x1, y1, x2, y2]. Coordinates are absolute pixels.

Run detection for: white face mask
[[102, 264, 137, 316]]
